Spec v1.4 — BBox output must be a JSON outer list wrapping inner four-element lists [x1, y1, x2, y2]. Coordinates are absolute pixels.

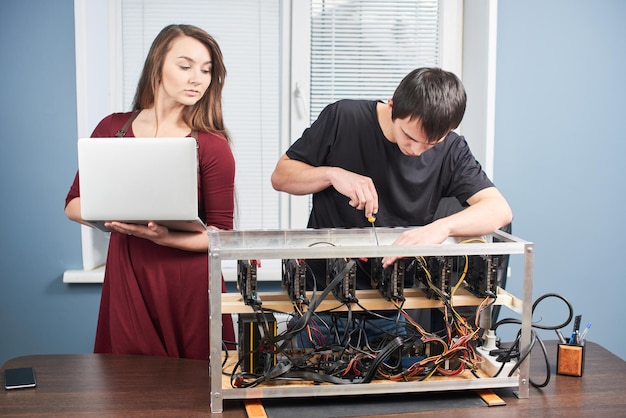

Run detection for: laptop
[[77, 137, 207, 232]]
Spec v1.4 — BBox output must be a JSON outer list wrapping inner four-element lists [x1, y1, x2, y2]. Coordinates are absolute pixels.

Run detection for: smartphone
[[4, 367, 37, 390]]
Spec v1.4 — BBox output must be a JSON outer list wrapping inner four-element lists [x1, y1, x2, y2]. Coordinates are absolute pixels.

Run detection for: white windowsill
[[62, 260, 282, 284], [63, 265, 106, 283]]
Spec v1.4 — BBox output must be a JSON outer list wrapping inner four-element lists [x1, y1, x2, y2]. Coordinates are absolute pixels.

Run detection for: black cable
[[492, 292, 574, 331], [360, 336, 404, 383], [221, 340, 230, 375], [274, 259, 356, 352], [490, 292, 574, 388]]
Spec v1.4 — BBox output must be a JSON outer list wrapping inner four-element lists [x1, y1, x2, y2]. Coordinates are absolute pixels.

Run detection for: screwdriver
[[368, 215, 379, 245]]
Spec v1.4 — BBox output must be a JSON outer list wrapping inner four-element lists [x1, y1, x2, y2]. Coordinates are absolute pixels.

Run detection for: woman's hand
[[105, 220, 211, 252], [105, 220, 169, 240]]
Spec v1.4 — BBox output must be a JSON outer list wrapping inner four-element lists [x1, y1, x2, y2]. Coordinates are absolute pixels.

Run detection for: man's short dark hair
[[391, 67, 467, 143]]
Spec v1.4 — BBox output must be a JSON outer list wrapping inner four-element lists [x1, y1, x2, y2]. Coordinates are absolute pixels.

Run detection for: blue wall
[[0, 0, 102, 364], [494, 0, 626, 358], [1, 0, 624, 366]]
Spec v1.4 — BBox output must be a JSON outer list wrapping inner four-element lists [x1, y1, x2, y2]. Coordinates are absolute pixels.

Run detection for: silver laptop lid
[[78, 137, 203, 230]]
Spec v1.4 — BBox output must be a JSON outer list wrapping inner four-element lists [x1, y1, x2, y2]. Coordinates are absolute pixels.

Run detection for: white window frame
[[65, 0, 496, 283]]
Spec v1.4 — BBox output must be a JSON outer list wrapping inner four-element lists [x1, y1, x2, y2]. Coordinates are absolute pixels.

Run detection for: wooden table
[[2, 341, 625, 417]]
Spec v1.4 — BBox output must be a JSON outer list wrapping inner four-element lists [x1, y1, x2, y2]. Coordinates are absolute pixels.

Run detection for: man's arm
[[381, 187, 513, 267], [271, 154, 379, 217], [271, 154, 333, 195], [434, 187, 513, 239]]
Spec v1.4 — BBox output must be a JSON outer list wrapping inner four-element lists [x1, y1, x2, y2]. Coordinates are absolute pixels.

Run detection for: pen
[[569, 314, 582, 344], [579, 323, 591, 343], [555, 329, 567, 344]]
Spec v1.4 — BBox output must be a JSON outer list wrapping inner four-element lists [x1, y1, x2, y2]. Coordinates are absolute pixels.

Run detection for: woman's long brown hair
[[132, 24, 230, 142]]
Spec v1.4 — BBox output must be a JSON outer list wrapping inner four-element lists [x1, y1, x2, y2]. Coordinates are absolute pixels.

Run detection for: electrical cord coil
[[490, 292, 574, 388]]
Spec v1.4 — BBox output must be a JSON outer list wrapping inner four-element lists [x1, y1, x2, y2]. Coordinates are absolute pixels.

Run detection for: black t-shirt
[[286, 99, 494, 229]]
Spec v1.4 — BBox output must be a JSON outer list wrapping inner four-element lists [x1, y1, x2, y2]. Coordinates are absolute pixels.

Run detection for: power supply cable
[[489, 292, 574, 388]]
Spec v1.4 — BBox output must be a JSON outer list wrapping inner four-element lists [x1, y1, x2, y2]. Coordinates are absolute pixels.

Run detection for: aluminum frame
[[208, 227, 533, 413]]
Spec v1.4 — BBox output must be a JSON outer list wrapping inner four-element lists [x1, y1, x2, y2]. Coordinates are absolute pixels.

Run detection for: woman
[[65, 24, 236, 360]]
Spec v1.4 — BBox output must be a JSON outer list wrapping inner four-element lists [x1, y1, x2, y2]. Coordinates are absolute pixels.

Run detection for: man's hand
[[329, 167, 379, 218], [271, 155, 379, 218], [381, 221, 449, 268]]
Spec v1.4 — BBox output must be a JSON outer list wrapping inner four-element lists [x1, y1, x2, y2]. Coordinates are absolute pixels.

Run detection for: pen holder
[[557, 343, 585, 377]]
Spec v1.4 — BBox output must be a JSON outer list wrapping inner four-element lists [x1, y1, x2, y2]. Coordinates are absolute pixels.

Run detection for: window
[[68, 0, 484, 281]]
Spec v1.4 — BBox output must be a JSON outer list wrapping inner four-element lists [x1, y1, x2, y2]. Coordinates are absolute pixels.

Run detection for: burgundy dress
[[65, 112, 236, 360]]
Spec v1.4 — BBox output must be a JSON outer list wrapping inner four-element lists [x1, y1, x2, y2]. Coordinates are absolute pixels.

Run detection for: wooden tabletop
[[2, 341, 625, 417]]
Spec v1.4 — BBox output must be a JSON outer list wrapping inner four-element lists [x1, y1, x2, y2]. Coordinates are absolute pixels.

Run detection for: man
[[271, 67, 512, 348]]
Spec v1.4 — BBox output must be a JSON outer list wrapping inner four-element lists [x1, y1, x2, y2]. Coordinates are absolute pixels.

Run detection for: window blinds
[[310, 0, 440, 121]]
